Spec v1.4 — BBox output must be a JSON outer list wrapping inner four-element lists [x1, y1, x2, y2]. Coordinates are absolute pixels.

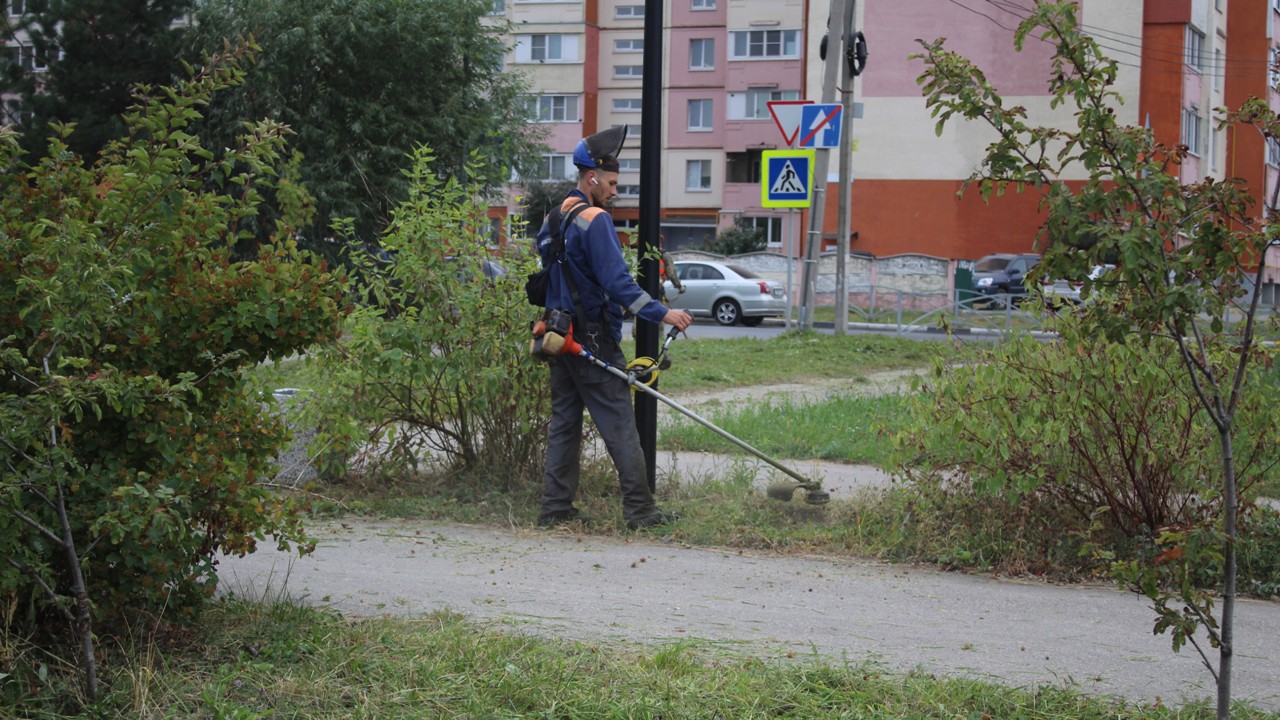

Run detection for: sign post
[[761, 149, 814, 327]]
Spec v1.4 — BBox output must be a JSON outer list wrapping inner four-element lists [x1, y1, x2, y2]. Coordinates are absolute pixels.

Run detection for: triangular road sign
[[767, 100, 813, 147]]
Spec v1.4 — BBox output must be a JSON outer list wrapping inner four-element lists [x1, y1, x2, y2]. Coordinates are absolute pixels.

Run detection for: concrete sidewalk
[[218, 519, 1280, 712]]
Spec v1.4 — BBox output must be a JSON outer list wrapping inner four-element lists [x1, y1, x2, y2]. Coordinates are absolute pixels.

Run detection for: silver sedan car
[[664, 260, 788, 326]]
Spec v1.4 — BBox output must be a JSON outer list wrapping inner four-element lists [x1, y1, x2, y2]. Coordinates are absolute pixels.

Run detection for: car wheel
[[741, 316, 764, 327], [713, 299, 742, 326]]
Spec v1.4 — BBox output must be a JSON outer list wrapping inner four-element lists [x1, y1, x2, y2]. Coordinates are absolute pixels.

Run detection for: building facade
[[5, 0, 1278, 297], [493, 0, 1280, 299]]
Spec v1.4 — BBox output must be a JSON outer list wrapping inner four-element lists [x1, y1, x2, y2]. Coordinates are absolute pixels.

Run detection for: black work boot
[[537, 507, 593, 528], [626, 508, 681, 531]]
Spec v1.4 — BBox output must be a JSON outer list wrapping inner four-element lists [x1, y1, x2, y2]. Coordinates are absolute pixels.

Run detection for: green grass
[[250, 331, 959, 398], [626, 331, 961, 395], [17, 598, 1273, 719], [659, 393, 909, 467]]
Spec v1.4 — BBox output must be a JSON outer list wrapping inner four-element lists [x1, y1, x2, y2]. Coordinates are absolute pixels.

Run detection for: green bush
[[893, 315, 1280, 552], [699, 217, 765, 256], [0, 43, 342, 704], [300, 147, 548, 491]]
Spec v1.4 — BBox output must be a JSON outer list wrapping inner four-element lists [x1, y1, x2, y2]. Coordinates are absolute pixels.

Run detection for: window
[[616, 4, 644, 18], [528, 94, 579, 122], [614, 65, 644, 79], [613, 97, 643, 112], [1271, 47, 1280, 91], [729, 88, 799, 120], [1182, 106, 1203, 155], [689, 38, 715, 70], [7, 0, 24, 16], [692, 0, 715, 8], [678, 263, 724, 281], [688, 99, 713, 131], [488, 217, 503, 247], [488, 0, 505, 14], [726, 151, 763, 183], [730, 30, 800, 60], [515, 34, 578, 63], [1185, 26, 1205, 71], [686, 160, 712, 191], [535, 154, 574, 181], [615, 38, 644, 53], [532, 34, 561, 61], [619, 158, 641, 172], [742, 216, 784, 246], [618, 184, 641, 198], [6, 44, 47, 72]]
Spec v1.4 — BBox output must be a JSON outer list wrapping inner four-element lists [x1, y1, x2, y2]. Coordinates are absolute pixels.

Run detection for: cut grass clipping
[[40, 598, 1274, 720]]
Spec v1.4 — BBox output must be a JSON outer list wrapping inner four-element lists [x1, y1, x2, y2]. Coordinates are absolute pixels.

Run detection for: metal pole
[[799, 0, 848, 330], [896, 292, 903, 334], [834, 0, 858, 335], [786, 208, 796, 328], [636, 0, 664, 493]]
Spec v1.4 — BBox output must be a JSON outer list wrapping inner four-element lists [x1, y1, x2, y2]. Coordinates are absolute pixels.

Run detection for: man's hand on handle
[[662, 308, 693, 332]]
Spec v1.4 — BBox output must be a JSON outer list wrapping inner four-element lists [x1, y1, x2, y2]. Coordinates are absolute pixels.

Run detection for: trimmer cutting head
[[765, 479, 831, 505]]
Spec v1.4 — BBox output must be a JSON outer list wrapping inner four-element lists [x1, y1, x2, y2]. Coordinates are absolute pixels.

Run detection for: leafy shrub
[[0, 44, 343, 704], [699, 217, 765, 256], [300, 147, 548, 490], [893, 315, 1279, 548]]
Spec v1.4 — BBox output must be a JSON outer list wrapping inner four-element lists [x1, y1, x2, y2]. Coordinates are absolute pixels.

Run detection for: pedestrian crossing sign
[[761, 150, 815, 208]]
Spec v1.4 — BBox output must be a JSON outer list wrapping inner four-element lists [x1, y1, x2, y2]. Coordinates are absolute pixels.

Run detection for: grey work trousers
[[540, 334, 657, 521]]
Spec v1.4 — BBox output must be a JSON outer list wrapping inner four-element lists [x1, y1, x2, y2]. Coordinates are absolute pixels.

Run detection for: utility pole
[[799, 0, 848, 330], [834, 0, 858, 334]]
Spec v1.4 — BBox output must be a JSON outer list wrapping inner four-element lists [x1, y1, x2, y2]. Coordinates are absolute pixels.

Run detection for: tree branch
[[5, 556, 75, 624], [0, 497, 68, 549]]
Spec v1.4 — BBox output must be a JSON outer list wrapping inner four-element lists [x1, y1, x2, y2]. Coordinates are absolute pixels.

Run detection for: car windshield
[[726, 264, 760, 279], [974, 257, 1011, 273]]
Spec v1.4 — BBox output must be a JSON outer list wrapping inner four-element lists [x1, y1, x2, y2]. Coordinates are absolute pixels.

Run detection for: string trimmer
[[565, 326, 830, 505]]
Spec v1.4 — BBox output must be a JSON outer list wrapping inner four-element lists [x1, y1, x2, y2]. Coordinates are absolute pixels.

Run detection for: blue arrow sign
[[761, 150, 814, 208], [798, 103, 842, 149]]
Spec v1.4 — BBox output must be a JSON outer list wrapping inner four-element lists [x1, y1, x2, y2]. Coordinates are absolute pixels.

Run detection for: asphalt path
[[232, 318, 1279, 711], [219, 517, 1280, 712]]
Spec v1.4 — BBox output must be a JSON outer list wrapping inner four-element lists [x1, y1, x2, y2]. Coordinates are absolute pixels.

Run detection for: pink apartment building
[[5, 0, 1279, 299], [493, 0, 1280, 304]]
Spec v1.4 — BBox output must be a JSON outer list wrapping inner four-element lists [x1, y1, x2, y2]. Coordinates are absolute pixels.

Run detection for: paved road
[[219, 518, 1280, 712]]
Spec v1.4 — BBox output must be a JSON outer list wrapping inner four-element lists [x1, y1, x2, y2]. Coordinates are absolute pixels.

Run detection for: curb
[[784, 319, 1061, 341]]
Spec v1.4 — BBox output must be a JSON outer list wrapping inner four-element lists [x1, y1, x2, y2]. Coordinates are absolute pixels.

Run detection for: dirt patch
[[664, 367, 926, 414]]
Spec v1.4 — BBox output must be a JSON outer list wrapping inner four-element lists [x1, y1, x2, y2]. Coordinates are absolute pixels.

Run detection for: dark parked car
[[971, 253, 1040, 305]]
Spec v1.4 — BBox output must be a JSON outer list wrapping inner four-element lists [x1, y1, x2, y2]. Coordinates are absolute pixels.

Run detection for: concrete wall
[[669, 249, 958, 311]]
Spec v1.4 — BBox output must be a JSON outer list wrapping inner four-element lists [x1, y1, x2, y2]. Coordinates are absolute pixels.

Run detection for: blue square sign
[[798, 103, 843, 149], [761, 150, 814, 208]]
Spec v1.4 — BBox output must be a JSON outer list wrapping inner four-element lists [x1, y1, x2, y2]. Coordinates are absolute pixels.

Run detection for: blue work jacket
[[535, 189, 667, 342]]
